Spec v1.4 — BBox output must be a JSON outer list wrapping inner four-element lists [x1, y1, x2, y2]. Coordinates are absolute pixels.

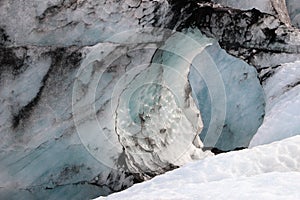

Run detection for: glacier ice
[[0, 47, 124, 199], [189, 40, 265, 151], [1, 0, 300, 199], [73, 28, 213, 181]]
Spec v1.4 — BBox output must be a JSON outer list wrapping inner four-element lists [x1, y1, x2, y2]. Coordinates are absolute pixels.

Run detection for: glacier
[[1, 0, 300, 199]]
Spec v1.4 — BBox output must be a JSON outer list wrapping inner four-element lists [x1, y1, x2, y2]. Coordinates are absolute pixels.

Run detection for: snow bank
[[96, 135, 300, 199]]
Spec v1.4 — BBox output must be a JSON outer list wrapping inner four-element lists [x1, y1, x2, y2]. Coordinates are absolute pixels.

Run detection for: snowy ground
[[96, 136, 300, 200]]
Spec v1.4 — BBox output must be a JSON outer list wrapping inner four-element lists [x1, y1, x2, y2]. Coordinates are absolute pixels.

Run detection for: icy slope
[[98, 172, 300, 200], [97, 135, 300, 199], [250, 61, 300, 147]]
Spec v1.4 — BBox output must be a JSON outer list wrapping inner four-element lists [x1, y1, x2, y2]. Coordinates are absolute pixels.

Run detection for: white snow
[[96, 135, 300, 200], [99, 172, 300, 200]]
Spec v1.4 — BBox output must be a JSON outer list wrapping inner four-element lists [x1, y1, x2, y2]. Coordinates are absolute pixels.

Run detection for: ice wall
[[190, 41, 265, 151], [1, 0, 300, 199]]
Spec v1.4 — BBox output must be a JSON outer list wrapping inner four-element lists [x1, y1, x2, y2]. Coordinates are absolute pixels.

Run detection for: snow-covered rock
[[97, 135, 300, 199]]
